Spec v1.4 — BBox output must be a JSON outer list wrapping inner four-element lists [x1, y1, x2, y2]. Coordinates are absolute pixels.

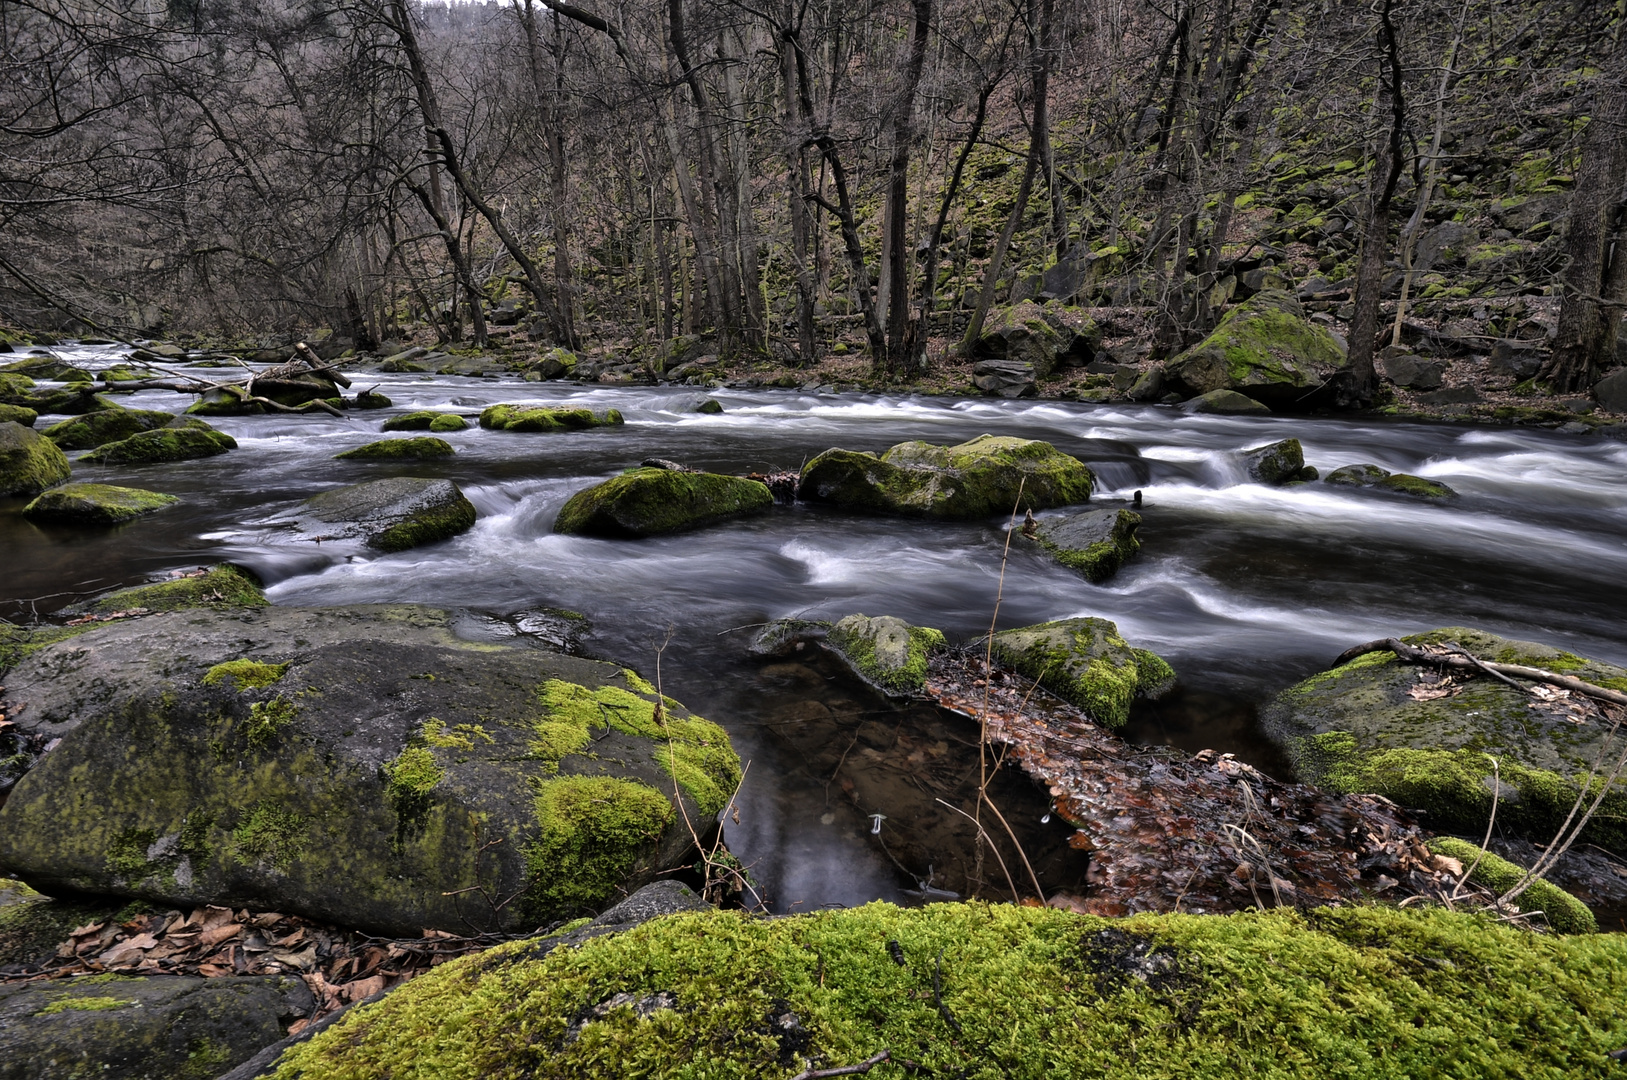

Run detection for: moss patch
[[826, 614, 945, 696], [42, 407, 175, 450], [23, 482, 178, 525], [36, 995, 135, 1014], [480, 404, 623, 432], [202, 659, 290, 690], [525, 776, 675, 913], [244, 696, 300, 748], [1165, 290, 1348, 405], [382, 745, 444, 842], [335, 437, 455, 461], [1029, 508, 1141, 582], [991, 618, 1176, 728], [231, 803, 310, 872], [1377, 473, 1457, 499], [554, 468, 773, 538], [89, 565, 268, 614], [0, 419, 72, 497], [1428, 838, 1595, 934], [79, 425, 235, 465]]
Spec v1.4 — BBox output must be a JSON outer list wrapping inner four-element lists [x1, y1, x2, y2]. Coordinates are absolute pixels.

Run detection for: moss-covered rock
[[1325, 463, 1391, 487], [1179, 388, 1273, 415], [79, 425, 235, 465], [798, 434, 1094, 520], [1261, 628, 1627, 852], [554, 468, 773, 538], [0, 973, 314, 1079], [293, 477, 476, 552], [0, 889, 145, 970], [1427, 838, 1595, 934], [525, 347, 579, 381], [825, 614, 945, 696], [1376, 473, 1457, 499], [1165, 290, 1349, 408], [43, 407, 177, 450], [1022, 508, 1142, 582], [0, 605, 740, 935], [85, 564, 268, 615], [1238, 438, 1305, 484], [380, 411, 470, 433], [990, 618, 1175, 728], [0, 371, 37, 399], [479, 404, 623, 432], [333, 437, 455, 461], [22, 483, 178, 525], [352, 391, 391, 409], [0, 355, 91, 382], [0, 421, 71, 497], [186, 384, 259, 416], [262, 903, 1627, 1078], [0, 403, 37, 427]]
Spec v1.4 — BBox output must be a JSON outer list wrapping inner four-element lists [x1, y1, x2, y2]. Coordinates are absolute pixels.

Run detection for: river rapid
[[6, 343, 1627, 911]]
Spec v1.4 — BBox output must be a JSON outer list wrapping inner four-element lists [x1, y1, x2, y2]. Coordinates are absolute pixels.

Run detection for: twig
[[934, 797, 1020, 901], [1330, 638, 1627, 709], [789, 1050, 890, 1080], [1452, 756, 1499, 901]]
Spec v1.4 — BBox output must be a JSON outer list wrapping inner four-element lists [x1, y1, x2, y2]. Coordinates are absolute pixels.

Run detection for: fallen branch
[[789, 1050, 891, 1080], [1331, 638, 1627, 710]]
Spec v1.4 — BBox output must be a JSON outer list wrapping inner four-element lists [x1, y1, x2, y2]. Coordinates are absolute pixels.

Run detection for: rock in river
[[555, 468, 772, 538], [1179, 388, 1272, 415], [381, 410, 467, 432], [292, 476, 475, 551], [479, 403, 623, 432], [79, 423, 236, 465], [22, 482, 178, 525], [333, 436, 455, 461], [43, 407, 179, 451], [989, 617, 1175, 729], [1020, 508, 1141, 583], [826, 614, 945, 697], [0, 604, 741, 936], [1237, 438, 1304, 484], [0, 420, 70, 497]]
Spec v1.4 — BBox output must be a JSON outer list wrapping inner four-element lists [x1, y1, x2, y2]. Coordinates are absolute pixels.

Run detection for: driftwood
[[1332, 638, 1627, 710], [74, 342, 353, 419]]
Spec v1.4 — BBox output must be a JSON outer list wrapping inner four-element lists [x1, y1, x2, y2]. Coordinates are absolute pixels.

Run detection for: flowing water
[[6, 343, 1627, 911]]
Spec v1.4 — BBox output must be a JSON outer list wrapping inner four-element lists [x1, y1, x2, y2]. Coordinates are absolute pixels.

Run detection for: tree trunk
[[1347, 0, 1405, 405], [881, 0, 932, 377], [778, 18, 818, 366]]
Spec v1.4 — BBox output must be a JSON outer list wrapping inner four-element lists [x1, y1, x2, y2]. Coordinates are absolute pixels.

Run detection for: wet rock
[[1021, 508, 1141, 583], [1125, 367, 1164, 402], [79, 424, 235, 465], [1378, 354, 1447, 390], [1179, 388, 1271, 415], [0, 421, 71, 497], [293, 477, 475, 551], [1324, 463, 1390, 487], [971, 301, 1101, 377], [381, 410, 468, 432], [1427, 838, 1594, 934], [0, 403, 37, 427], [0, 355, 92, 382], [42, 406, 177, 450], [826, 614, 944, 697], [798, 434, 1094, 520], [0, 605, 739, 935], [1164, 291, 1349, 408], [1594, 368, 1627, 413], [1376, 474, 1456, 499], [554, 468, 772, 538], [479, 403, 624, 432], [334, 436, 455, 461], [746, 619, 829, 658], [524, 347, 578, 381], [652, 335, 709, 376], [0, 974, 313, 1080], [75, 564, 268, 617], [378, 346, 429, 372], [22, 483, 178, 525], [989, 617, 1175, 728], [1261, 627, 1627, 853], [1238, 438, 1304, 484], [970, 357, 1037, 398], [352, 390, 391, 409]]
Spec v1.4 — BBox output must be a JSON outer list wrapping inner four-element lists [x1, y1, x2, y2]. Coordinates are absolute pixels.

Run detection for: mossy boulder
[[1427, 838, 1595, 934], [0, 371, 37, 400], [0, 421, 71, 497], [554, 468, 773, 538], [972, 301, 1100, 378], [0, 403, 37, 427], [479, 404, 623, 433], [0, 974, 313, 1080], [352, 391, 391, 409], [798, 434, 1094, 520], [0, 605, 741, 935], [825, 614, 945, 697], [1261, 627, 1627, 852], [84, 564, 268, 616], [990, 617, 1175, 728], [381, 411, 467, 433], [1325, 463, 1391, 487], [334, 437, 455, 461], [255, 904, 1627, 1078], [1164, 290, 1349, 408], [1377, 473, 1457, 499], [187, 384, 258, 416], [80, 424, 235, 465], [0, 355, 91, 382], [22, 483, 178, 525], [1179, 388, 1272, 415], [1022, 508, 1141, 582], [525, 347, 579, 380], [43, 407, 177, 450], [292, 477, 475, 552], [1238, 438, 1305, 484]]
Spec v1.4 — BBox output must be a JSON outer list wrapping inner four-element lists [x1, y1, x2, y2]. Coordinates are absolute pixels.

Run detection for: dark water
[[5, 344, 1627, 911]]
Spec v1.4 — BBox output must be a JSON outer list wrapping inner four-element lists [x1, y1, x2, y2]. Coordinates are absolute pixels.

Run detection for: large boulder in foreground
[[22, 483, 177, 525], [80, 423, 236, 465], [990, 617, 1175, 728], [555, 468, 772, 538], [798, 434, 1094, 519], [825, 614, 945, 696], [1164, 290, 1348, 407], [1021, 508, 1141, 582], [292, 477, 475, 551], [0, 421, 70, 497], [0, 605, 741, 936], [479, 403, 623, 432], [1261, 628, 1627, 852]]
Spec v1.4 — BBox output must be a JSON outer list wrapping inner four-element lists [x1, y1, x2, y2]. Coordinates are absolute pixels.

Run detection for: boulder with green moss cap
[[291, 477, 475, 552], [79, 424, 236, 465], [1376, 473, 1457, 499], [1261, 627, 1627, 853], [43, 406, 178, 450], [0, 421, 71, 497], [798, 434, 1094, 519], [0, 605, 741, 936], [0, 355, 92, 382], [334, 436, 454, 461], [479, 403, 623, 432], [1238, 438, 1304, 484], [1020, 508, 1141, 583], [989, 617, 1175, 728], [1324, 463, 1391, 487], [0, 403, 37, 427], [22, 483, 178, 525], [825, 614, 945, 696], [382, 410, 468, 432], [1427, 837, 1594, 934], [1164, 290, 1349, 408], [555, 468, 772, 538]]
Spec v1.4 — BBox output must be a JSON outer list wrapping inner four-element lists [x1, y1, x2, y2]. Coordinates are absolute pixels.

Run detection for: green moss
[[42, 407, 175, 450], [380, 410, 441, 431], [0, 420, 72, 497], [90, 565, 267, 614], [421, 718, 494, 751], [231, 802, 310, 872], [0, 402, 37, 426], [270, 903, 1627, 1079], [1166, 291, 1347, 399], [991, 618, 1175, 728], [22, 483, 178, 525], [554, 468, 773, 538], [79, 425, 235, 465], [202, 659, 290, 690], [1031, 509, 1141, 582], [245, 696, 300, 748], [428, 413, 468, 432], [334, 437, 455, 461], [524, 775, 675, 914], [1427, 838, 1595, 934], [106, 827, 159, 880], [1377, 474, 1457, 499], [373, 494, 477, 553], [479, 404, 623, 432], [383, 745, 444, 841], [827, 614, 944, 695], [36, 996, 134, 1014]]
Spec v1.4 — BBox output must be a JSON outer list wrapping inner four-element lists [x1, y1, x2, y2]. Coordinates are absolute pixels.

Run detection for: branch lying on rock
[[71, 342, 354, 418], [1332, 638, 1627, 710]]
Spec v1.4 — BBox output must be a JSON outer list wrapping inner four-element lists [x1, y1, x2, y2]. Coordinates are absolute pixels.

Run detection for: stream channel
[[5, 343, 1627, 913]]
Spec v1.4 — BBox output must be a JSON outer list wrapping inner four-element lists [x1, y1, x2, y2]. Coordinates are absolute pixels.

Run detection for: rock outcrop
[[1164, 290, 1349, 408]]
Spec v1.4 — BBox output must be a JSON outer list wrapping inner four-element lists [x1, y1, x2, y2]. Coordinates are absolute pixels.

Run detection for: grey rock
[[1379, 354, 1447, 390], [1180, 389, 1271, 415], [1125, 367, 1164, 402], [1417, 386, 1483, 406], [1594, 368, 1627, 414], [747, 619, 829, 658], [1238, 438, 1305, 484], [1487, 340, 1543, 381], [291, 477, 475, 552], [971, 358, 1037, 398], [1324, 464, 1391, 487], [1414, 221, 1478, 273]]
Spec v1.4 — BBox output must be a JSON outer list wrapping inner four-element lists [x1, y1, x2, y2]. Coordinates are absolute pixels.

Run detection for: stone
[[292, 477, 475, 552], [745, 619, 829, 659], [1324, 463, 1391, 487], [1179, 388, 1272, 415], [1163, 291, 1349, 409], [1021, 508, 1141, 583], [352, 391, 391, 409], [333, 437, 455, 461], [1378, 354, 1447, 390], [79, 424, 235, 465], [0, 974, 314, 1080], [798, 434, 1094, 520], [1238, 438, 1304, 484], [1125, 367, 1164, 402], [554, 468, 772, 538], [378, 346, 429, 373], [971, 357, 1037, 398], [825, 614, 944, 697], [0, 421, 71, 497], [652, 335, 709, 376], [42, 407, 176, 450], [479, 404, 624, 432], [1375, 474, 1456, 499], [1595, 368, 1627, 413], [1413, 221, 1478, 272], [1416, 386, 1483, 406], [22, 483, 178, 525], [1238, 265, 1290, 296], [0, 403, 35, 427], [526, 347, 578, 381], [971, 301, 1100, 378], [428, 413, 468, 432], [0, 356, 92, 382], [381, 410, 467, 432], [1261, 628, 1627, 853], [989, 618, 1175, 729], [1486, 340, 1543, 381], [0, 605, 740, 935]]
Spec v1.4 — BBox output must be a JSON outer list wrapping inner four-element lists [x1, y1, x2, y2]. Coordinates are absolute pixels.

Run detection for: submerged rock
[[294, 477, 475, 551], [80, 424, 236, 465], [745, 618, 829, 658], [43, 406, 177, 450], [479, 403, 623, 432], [798, 434, 1094, 519], [1238, 438, 1305, 484], [989, 617, 1175, 728], [826, 614, 945, 696], [1261, 627, 1627, 852], [554, 468, 772, 538], [22, 483, 178, 525], [333, 436, 455, 461], [1179, 388, 1272, 415], [0, 605, 741, 936], [0, 421, 71, 497], [1021, 508, 1141, 583], [1164, 290, 1348, 408]]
